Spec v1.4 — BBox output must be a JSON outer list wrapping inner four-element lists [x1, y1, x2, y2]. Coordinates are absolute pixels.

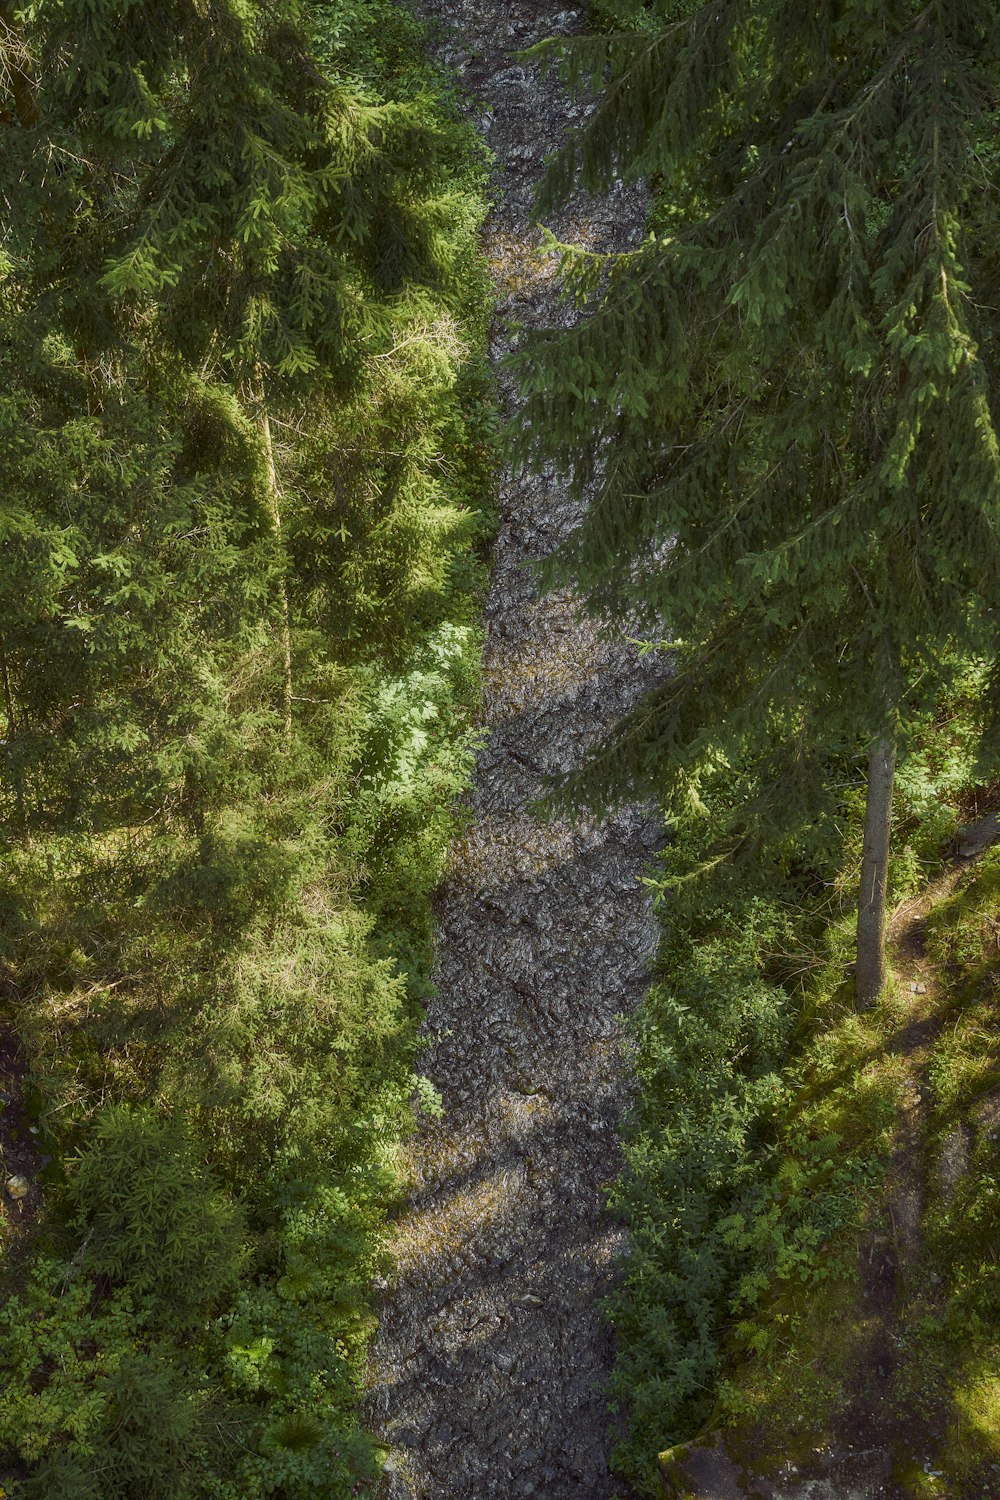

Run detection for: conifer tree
[[0, 0, 469, 827], [517, 0, 1000, 1001], [0, 2, 488, 1489]]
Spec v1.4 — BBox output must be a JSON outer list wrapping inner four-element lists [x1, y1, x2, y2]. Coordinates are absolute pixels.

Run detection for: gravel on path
[[367, 5, 658, 1496]]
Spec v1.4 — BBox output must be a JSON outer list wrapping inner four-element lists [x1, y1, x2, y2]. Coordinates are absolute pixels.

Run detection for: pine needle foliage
[[0, 0, 493, 1493], [515, 0, 1000, 867], [512, 1, 1000, 1485]]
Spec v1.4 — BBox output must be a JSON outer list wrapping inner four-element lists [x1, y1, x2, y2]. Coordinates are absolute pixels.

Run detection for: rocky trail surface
[[367, 3, 657, 1497]]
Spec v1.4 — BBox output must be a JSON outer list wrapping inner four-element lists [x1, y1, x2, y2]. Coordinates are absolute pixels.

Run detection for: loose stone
[[366, 3, 655, 1497]]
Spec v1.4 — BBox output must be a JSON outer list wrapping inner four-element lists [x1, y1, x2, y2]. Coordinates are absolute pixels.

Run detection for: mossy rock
[[658, 1441, 694, 1496], [658, 1436, 746, 1498]]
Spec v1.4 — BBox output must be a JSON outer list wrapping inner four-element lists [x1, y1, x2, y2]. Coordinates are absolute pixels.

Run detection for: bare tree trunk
[[254, 371, 293, 751], [856, 734, 896, 1008]]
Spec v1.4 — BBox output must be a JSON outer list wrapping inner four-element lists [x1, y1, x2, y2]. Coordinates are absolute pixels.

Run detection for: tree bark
[[856, 733, 896, 1008]]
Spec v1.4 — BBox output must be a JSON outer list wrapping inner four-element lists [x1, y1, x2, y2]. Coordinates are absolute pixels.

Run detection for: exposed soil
[[366, 3, 657, 1498]]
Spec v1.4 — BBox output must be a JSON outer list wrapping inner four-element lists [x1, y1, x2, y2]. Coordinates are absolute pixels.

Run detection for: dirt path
[[366, 5, 656, 1498]]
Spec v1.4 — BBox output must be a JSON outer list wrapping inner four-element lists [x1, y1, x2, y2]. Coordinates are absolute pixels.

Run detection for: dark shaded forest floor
[[0, 1023, 41, 1255]]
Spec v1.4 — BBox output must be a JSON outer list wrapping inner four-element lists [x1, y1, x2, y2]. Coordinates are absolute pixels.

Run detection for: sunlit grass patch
[[879, 844, 1000, 1495], [947, 1359, 1000, 1483]]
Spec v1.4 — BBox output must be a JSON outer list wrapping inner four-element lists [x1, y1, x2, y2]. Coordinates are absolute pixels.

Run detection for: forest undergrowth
[[506, 4, 1000, 1494], [6, 0, 1000, 1497], [609, 675, 1000, 1498], [0, 2, 494, 1495]]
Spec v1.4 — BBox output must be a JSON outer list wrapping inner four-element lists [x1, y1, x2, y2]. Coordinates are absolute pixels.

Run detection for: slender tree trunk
[[856, 733, 896, 1008], [254, 371, 293, 750]]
